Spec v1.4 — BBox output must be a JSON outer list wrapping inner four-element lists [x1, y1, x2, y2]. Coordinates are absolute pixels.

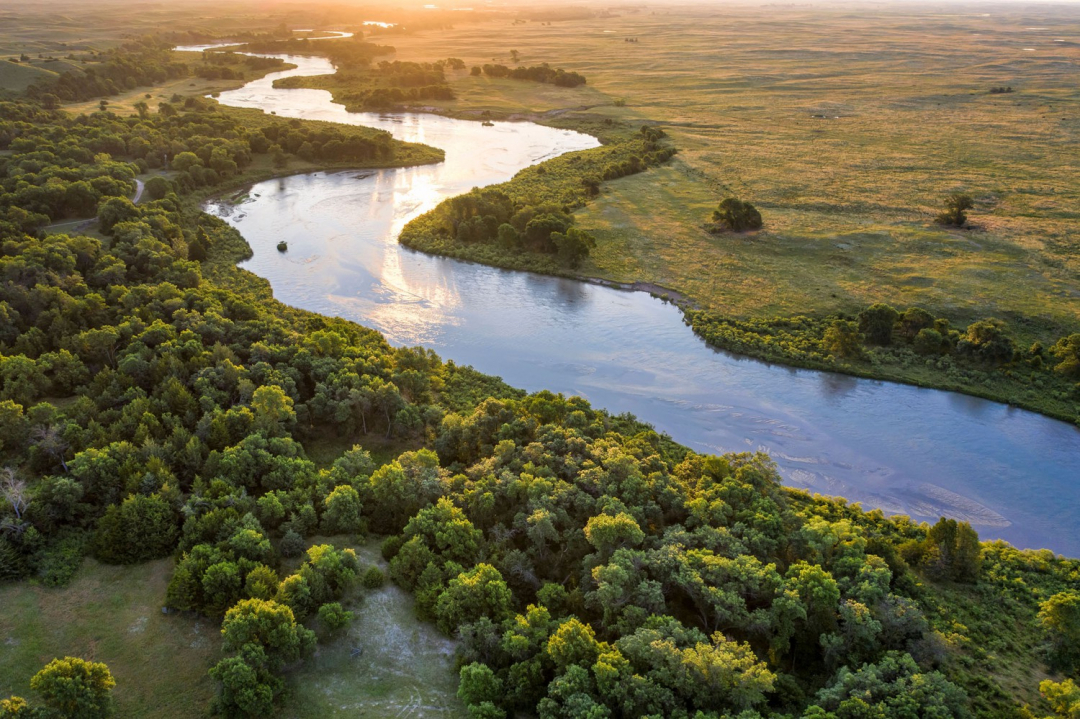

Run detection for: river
[[177, 40, 1080, 556]]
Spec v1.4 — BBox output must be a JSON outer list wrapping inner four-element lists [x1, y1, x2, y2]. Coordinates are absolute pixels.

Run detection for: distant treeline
[[193, 52, 289, 81], [236, 37, 396, 68], [474, 62, 587, 88]]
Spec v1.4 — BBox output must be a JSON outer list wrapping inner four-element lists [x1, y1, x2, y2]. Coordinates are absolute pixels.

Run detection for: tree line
[[473, 62, 587, 88]]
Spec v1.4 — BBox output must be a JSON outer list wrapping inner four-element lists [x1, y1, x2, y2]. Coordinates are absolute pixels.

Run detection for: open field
[[384, 6, 1080, 334], [0, 558, 220, 717]]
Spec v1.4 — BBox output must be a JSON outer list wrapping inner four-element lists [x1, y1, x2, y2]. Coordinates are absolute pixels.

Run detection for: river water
[[178, 42, 1080, 556]]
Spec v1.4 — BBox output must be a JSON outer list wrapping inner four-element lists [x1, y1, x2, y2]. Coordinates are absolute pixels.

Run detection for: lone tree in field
[[712, 198, 763, 232], [935, 192, 974, 227]]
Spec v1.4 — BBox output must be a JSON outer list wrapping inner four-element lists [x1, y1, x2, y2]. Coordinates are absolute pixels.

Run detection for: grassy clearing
[[303, 433, 424, 470], [281, 539, 465, 719], [0, 558, 220, 717]]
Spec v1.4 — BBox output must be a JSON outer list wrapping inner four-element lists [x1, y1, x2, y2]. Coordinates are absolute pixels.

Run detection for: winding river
[[177, 40, 1080, 556]]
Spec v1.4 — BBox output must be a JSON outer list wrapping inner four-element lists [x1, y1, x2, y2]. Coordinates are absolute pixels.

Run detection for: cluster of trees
[[193, 52, 288, 81], [277, 59, 460, 111], [25, 37, 188, 104], [373, 404, 986, 717], [436, 189, 596, 267], [400, 124, 675, 271], [473, 63, 588, 88]]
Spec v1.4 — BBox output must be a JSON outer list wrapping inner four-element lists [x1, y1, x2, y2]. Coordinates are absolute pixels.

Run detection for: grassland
[[0, 559, 220, 717], [381, 6, 1080, 338]]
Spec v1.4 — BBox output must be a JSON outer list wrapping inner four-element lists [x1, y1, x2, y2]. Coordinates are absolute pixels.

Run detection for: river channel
[[177, 40, 1080, 556]]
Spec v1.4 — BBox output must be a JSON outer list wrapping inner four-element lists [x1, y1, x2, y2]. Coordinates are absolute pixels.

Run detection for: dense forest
[[0, 31, 1078, 719]]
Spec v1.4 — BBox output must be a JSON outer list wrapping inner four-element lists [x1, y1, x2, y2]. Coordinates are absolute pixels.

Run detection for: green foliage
[[711, 197, 763, 232], [361, 565, 386, 589], [92, 492, 177, 564], [29, 656, 115, 719], [936, 192, 974, 227], [688, 305, 1079, 424], [1039, 591, 1080, 673], [809, 651, 969, 717], [823, 320, 862, 358], [321, 484, 364, 535], [481, 63, 587, 87], [1041, 679, 1080, 719], [857, 303, 899, 345], [434, 564, 514, 634], [317, 602, 353, 634]]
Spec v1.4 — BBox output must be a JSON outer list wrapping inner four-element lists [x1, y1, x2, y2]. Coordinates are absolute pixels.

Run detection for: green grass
[[0, 558, 220, 717], [0, 58, 57, 92], [280, 539, 466, 718]]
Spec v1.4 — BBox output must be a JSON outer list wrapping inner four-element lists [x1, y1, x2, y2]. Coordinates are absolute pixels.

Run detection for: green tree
[[93, 492, 177, 563], [209, 644, 278, 718], [857, 303, 899, 345], [551, 227, 596, 268], [1050, 334, 1080, 378], [458, 662, 505, 717], [1039, 591, 1080, 673], [809, 651, 969, 717], [1041, 679, 1080, 719], [434, 564, 513, 634], [321, 485, 364, 535], [712, 197, 762, 232], [144, 176, 170, 201], [171, 151, 201, 173], [923, 517, 982, 582], [823, 320, 862, 359], [251, 385, 295, 436], [584, 512, 644, 557], [317, 602, 353, 634], [221, 598, 316, 670], [30, 657, 115, 719]]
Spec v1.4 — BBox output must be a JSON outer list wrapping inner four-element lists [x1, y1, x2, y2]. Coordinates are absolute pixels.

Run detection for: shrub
[[361, 565, 386, 589], [279, 529, 306, 558], [935, 192, 973, 227]]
